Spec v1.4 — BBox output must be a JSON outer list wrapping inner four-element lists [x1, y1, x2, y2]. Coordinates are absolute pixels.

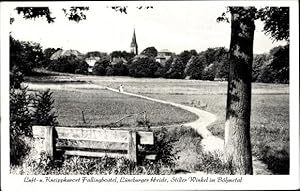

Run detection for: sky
[[8, 3, 288, 55]]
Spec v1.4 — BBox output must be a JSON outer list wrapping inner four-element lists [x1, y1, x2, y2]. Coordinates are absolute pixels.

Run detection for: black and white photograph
[[0, 1, 299, 190]]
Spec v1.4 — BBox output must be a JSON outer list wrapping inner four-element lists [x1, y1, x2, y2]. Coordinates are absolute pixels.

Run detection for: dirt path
[[105, 87, 272, 175]]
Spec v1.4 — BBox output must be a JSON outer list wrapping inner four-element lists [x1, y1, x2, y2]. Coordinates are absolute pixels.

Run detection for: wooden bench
[[32, 126, 154, 163]]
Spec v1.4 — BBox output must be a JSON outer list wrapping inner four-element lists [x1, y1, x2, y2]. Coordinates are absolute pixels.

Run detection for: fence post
[[128, 130, 137, 163], [44, 126, 54, 159]]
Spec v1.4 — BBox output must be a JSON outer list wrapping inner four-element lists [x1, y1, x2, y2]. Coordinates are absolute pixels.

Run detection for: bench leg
[[128, 131, 137, 163], [44, 126, 54, 160]]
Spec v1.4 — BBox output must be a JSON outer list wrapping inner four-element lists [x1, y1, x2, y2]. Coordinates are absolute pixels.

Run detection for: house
[[155, 49, 173, 65], [85, 57, 101, 73], [50, 49, 83, 60], [111, 57, 127, 65]]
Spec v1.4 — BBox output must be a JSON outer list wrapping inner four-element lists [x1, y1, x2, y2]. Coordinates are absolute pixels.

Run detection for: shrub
[[10, 65, 24, 89], [32, 89, 58, 126], [195, 151, 233, 174], [10, 86, 33, 165]]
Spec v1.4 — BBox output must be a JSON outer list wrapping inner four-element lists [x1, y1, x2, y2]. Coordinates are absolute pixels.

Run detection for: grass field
[[78, 76, 289, 174], [33, 88, 198, 127], [26, 74, 290, 174]]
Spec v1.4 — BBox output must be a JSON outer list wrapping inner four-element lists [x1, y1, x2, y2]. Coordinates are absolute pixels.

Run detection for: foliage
[[92, 59, 110, 76], [111, 6, 153, 14], [62, 7, 89, 22], [48, 55, 88, 74], [195, 152, 233, 174], [32, 89, 58, 126], [252, 45, 289, 84], [142, 127, 177, 167], [257, 7, 289, 42], [85, 51, 110, 62], [184, 55, 204, 79], [15, 7, 56, 23], [105, 66, 114, 76], [141, 47, 158, 58], [252, 53, 270, 82], [10, 87, 33, 137], [110, 51, 135, 61], [44, 48, 60, 59], [217, 7, 289, 42], [10, 36, 44, 76], [178, 50, 196, 66], [128, 57, 160, 78], [154, 57, 173, 78], [111, 60, 128, 76], [14, 7, 89, 23], [165, 57, 185, 79], [269, 45, 289, 83], [201, 64, 215, 81], [12, 152, 174, 175], [10, 65, 24, 89], [10, 87, 33, 165]]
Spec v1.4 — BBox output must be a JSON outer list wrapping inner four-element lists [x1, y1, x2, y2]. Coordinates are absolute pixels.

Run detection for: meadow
[[78, 76, 289, 174], [25, 74, 289, 174], [32, 88, 198, 127]]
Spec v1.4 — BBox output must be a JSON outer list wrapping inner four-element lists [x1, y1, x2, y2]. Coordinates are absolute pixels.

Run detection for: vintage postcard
[[1, 1, 299, 190]]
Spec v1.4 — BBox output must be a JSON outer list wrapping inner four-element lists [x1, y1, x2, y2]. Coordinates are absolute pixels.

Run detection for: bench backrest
[[32, 126, 154, 162]]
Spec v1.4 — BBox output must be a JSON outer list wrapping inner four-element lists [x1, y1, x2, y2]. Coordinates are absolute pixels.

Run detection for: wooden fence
[[32, 126, 154, 163]]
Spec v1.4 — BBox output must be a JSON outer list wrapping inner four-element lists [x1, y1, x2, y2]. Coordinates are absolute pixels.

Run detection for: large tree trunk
[[224, 7, 256, 175]]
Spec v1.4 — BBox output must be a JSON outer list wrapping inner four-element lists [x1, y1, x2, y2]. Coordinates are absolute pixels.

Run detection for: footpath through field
[[26, 80, 272, 175], [105, 86, 272, 175]]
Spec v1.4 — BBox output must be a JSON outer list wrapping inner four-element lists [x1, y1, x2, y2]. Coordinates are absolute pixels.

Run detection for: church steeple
[[130, 29, 138, 55]]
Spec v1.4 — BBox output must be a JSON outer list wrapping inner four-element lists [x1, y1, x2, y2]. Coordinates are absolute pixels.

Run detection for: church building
[[130, 29, 138, 55]]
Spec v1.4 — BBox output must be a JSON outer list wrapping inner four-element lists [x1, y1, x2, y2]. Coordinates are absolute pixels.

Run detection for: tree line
[[10, 35, 289, 85]]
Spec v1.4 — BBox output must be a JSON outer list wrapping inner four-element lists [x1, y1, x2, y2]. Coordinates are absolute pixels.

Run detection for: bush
[[10, 87, 58, 165], [10, 65, 24, 89], [142, 127, 177, 167], [195, 151, 233, 174], [32, 89, 58, 126], [10, 86, 33, 165]]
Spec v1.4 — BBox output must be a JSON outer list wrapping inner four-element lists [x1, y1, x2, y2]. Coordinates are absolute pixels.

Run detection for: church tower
[[130, 29, 138, 55]]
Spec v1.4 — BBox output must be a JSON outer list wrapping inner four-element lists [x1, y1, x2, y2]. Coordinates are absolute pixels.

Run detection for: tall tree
[[224, 7, 256, 174], [141, 46, 158, 58], [218, 7, 289, 174]]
